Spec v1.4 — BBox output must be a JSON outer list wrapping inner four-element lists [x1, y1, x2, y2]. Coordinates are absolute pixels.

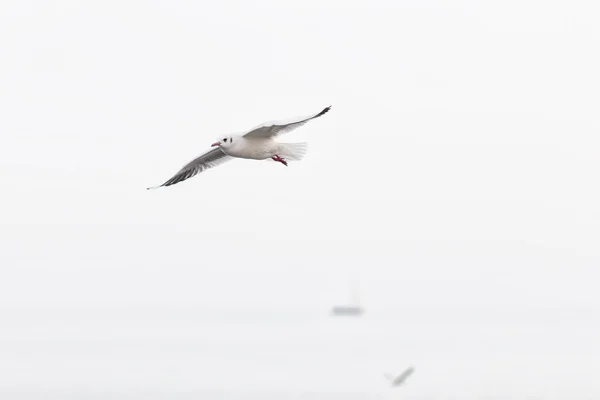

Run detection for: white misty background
[[1, 0, 599, 398]]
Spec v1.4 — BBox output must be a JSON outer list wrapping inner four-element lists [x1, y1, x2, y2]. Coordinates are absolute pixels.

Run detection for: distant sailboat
[[330, 278, 364, 316]]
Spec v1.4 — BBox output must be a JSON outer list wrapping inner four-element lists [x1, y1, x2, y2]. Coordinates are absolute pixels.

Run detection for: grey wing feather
[[393, 367, 415, 385], [147, 147, 232, 189], [242, 106, 331, 139]]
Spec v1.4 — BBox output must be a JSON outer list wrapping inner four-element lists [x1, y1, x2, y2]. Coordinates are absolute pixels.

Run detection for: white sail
[[331, 272, 364, 316]]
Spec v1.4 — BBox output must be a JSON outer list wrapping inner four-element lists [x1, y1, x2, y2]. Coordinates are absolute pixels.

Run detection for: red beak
[[211, 142, 220, 147]]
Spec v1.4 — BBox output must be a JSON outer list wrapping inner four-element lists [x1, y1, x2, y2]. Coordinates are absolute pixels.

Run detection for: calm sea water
[[0, 306, 598, 399]]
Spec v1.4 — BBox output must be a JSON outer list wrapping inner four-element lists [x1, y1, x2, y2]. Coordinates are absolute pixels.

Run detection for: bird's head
[[211, 135, 238, 149]]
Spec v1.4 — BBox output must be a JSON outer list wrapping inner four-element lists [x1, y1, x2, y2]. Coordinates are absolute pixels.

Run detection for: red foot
[[271, 155, 288, 166]]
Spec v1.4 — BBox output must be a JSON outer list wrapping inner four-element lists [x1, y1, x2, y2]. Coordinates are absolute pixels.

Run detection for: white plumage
[[147, 106, 331, 189]]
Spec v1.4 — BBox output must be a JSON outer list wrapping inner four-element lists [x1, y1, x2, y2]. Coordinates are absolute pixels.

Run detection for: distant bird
[[384, 366, 415, 387], [147, 106, 331, 189]]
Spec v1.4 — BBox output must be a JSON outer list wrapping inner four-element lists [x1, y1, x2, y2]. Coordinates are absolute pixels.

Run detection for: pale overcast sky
[[1, 0, 599, 397]]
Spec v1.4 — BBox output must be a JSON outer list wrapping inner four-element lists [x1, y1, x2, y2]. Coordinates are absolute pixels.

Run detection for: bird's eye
[[224, 138, 228, 142]]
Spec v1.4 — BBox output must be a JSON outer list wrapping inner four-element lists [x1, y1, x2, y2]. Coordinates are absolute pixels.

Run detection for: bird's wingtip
[[316, 105, 331, 118]]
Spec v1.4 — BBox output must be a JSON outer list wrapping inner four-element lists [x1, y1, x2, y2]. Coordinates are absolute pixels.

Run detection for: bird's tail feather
[[279, 142, 308, 161]]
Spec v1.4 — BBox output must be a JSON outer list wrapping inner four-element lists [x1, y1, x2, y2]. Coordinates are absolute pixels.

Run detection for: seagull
[[384, 366, 415, 387], [147, 105, 331, 189]]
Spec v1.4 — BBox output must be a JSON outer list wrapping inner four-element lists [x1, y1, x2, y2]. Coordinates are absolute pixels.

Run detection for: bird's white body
[[219, 136, 278, 160], [148, 106, 330, 189], [219, 135, 307, 162]]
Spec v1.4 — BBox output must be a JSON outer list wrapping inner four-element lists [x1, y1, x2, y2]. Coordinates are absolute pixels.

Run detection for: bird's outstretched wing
[[147, 147, 232, 189], [242, 106, 331, 139], [392, 367, 415, 385]]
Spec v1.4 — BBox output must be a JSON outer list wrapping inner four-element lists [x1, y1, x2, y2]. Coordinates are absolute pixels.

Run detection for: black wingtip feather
[[317, 105, 331, 118]]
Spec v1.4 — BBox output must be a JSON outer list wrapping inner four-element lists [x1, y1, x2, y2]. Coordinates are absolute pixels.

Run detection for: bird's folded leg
[[271, 155, 288, 166]]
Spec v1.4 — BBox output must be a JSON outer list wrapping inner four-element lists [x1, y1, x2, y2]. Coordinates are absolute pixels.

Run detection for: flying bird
[[384, 366, 415, 387], [147, 106, 331, 189]]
